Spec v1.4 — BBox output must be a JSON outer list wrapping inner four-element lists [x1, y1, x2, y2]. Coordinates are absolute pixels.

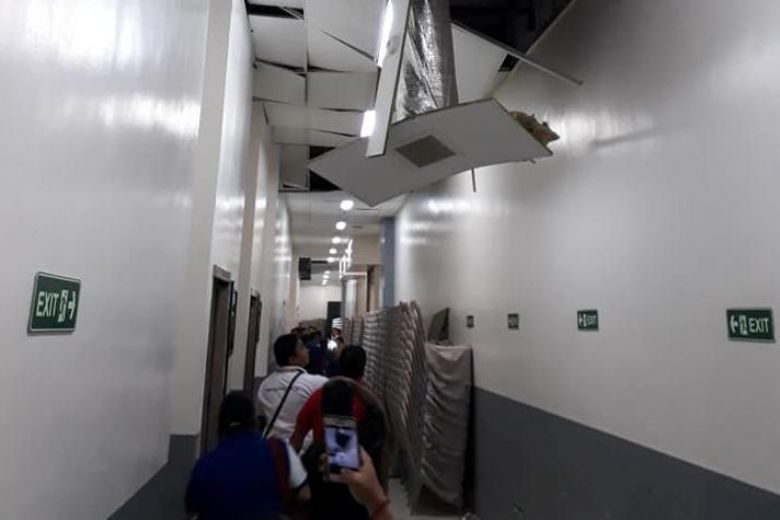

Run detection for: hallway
[[2, 0, 780, 518]]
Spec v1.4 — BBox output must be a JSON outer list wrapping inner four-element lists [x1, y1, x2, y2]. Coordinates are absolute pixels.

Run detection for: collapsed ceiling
[[246, 0, 574, 193]]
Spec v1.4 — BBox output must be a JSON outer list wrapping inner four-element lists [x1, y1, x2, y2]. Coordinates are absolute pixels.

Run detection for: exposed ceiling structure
[[247, 0, 574, 268], [449, 0, 575, 52], [246, 0, 576, 193]]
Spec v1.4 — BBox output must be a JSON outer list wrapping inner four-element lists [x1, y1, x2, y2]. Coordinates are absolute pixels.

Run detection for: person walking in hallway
[[258, 334, 328, 441], [185, 392, 309, 520], [290, 345, 369, 452]]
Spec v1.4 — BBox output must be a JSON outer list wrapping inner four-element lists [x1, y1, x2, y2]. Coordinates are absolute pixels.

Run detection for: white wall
[[299, 283, 342, 322], [229, 104, 276, 390], [0, 0, 209, 517], [211, 0, 253, 278], [256, 195, 294, 375], [169, 0, 239, 435], [396, 0, 780, 495]]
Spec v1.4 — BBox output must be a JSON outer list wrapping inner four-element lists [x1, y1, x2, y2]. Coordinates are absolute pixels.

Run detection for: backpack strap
[[264, 370, 305, 438]]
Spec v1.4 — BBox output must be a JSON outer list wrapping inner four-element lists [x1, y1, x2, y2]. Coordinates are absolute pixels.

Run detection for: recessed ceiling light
[[340, 199, 355, 211], [332, 237, 341, 244], [329, 248, 337, 255], [335, 221, 347, 231]]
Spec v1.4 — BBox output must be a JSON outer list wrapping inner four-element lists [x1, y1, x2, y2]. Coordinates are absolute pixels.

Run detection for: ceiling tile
[[452, 24, 507, 102], [307, 29, 377, 72], [248, 0, 304, 7], [308, 71, 377, 110], [266, 103, 362, 135], [306, 0, 385, 56], [254, 62, 306, 104], [273, 126, 356, 147], [249, 15, 306, 68], [309, 99, 551, 206]]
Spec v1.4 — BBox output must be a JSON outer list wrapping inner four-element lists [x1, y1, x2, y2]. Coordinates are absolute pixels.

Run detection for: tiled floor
[[387, 479, 460, 520]]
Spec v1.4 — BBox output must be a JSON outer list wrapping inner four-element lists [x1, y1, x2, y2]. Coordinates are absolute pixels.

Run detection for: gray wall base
[[472, 387, 780, 520], [109, 434, 197, 520]]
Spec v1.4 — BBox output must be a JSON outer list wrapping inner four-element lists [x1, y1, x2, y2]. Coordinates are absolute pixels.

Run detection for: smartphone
[[323, 415, 360, 472]]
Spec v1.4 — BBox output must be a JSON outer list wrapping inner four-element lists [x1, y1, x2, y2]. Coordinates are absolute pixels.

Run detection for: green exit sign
[[28, 272, 81, 333], [727, 309, 773, 341], [577, 309, 599, 331]]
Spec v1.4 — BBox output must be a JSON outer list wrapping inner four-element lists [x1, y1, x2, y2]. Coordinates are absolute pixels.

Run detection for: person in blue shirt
[[304, 329, 325, 376], [185, 391, 309, 520]]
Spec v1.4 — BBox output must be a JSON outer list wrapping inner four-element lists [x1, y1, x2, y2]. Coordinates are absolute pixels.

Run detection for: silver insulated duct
[[393, 0, 458, 122]]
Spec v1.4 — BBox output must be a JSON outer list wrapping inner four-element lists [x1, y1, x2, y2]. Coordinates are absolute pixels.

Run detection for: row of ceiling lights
[[323, 198, 355, 285]]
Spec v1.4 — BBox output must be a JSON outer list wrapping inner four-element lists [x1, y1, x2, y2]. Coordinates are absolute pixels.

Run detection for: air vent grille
[[395, 135, 456, 168]]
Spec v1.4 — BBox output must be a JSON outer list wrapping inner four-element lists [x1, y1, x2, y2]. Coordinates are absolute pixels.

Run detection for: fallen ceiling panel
[[307, 29, 377, 72], [308, 71, 378, 111], [452, 24, 507, 103], [249, 15, 306, 68], [305, 0, 385, 56], [253, 62, 306, 104], [309, 99, 551, 206], [265, 103, 362, 135], [273, 126, 355, 147]]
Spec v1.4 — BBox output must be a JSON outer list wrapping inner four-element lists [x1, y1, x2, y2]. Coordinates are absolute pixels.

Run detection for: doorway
[[244, 291, 262, 396], [200, 266, 234, 453], [326, 300, 342, 335]]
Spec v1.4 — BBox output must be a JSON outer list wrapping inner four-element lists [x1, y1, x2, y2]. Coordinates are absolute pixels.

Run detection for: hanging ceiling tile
[[249, 15, 306, 68], [308, 71, 378, 111], [254, 62, 306, 104]]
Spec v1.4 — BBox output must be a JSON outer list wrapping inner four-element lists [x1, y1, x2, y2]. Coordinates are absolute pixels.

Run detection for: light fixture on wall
[[335, 221, 347, 231], [340, 199, 355, 211], [327, 257, 336, 264], [329, 248, 337, 255], [332, 236, 341, 244]]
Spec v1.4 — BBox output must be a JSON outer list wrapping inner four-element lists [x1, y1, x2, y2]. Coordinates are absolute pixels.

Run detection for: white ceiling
[[286, 191, 405, 261]]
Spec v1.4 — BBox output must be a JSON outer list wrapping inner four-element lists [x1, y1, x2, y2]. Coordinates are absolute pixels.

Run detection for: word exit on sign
[[726, 309, 773, 342], [28, 272, 81, 333]]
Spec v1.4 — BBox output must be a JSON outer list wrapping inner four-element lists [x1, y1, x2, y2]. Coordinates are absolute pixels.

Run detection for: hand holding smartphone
[[323, 415, 360, 473]]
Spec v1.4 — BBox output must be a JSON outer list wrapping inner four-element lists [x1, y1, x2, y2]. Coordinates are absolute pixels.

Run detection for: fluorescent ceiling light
[[335, 221, 347, 231], [340, 199, 355, 211], [377, 0, 394, 67], [360, 109, 376, 138], [332, 236, 341, 244], [329, 248, 338, 255]]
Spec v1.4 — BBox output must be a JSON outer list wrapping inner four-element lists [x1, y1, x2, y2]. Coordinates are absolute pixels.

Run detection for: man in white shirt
[[258, 333, 328, 441]]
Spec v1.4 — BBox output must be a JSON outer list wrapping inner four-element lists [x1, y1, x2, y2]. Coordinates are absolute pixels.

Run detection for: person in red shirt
[[291, 345, 367, 451]]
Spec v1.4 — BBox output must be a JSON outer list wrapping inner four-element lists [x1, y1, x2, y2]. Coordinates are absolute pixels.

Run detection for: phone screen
[[324, 415, 360, 471]]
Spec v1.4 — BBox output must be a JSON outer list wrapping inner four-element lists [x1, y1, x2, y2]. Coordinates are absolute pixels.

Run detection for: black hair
[[218, 391, 256, 439], [274, 333, 300, 366], [338, 345, 367, 380]]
